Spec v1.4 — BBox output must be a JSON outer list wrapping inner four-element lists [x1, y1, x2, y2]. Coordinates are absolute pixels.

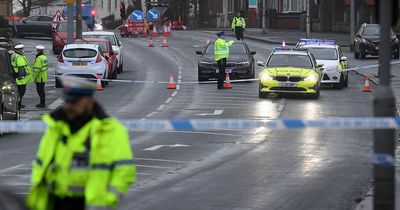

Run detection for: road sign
[[63, 0, 76, 4], [147, 9, 160, 21], [52, 10, 66, 22], [130, 10, 144, 22]]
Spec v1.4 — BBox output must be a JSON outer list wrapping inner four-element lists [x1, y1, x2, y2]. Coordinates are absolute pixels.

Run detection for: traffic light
[[376, 0, 399, 26]]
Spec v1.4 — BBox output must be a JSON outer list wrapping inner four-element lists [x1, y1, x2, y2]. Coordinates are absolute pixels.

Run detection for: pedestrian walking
[[12, 44, 33, 109], [32, 45, 48, 108], [120, 1, 126, 21], [26, 76, 136, 210], [231, 11, 246, 41], [214, 32, 234, 89]]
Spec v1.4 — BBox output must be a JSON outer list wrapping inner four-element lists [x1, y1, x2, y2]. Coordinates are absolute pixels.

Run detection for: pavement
[[0, 30, 389, 209]]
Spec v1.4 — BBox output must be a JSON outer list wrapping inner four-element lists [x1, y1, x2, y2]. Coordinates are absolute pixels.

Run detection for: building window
[[282, 0, 304, 13]]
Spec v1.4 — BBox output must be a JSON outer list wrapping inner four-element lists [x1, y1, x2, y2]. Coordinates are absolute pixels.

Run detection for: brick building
[[0, 0, 11, 16]]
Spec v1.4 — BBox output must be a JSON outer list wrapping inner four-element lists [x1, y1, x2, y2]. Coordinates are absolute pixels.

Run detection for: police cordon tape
[[1, 117, 400, 133], [50, 61, 400, 85]]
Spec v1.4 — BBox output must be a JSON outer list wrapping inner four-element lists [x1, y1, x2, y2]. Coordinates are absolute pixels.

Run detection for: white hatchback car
[[55, 44, 108, 88], [82, 31, 124, 73]]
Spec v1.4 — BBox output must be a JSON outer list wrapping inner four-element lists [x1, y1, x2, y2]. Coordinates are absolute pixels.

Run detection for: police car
[[297, 39, 349, 89], [258, 48, 322, 99]]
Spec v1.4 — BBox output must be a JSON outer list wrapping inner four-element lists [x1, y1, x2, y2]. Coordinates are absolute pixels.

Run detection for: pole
[[262, 0, 266, 34], [67, 4, 74, 44], [350, 0, 355, 50], [76, 0, 82, 39], [374, 0, 396, 209], [306, 0, 310, 38]]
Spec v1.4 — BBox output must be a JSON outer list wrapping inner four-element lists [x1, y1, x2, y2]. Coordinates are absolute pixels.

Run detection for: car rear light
[[96, 54, 102, 63], [91, 10, 96, 16], [57, 55, 64, 63]]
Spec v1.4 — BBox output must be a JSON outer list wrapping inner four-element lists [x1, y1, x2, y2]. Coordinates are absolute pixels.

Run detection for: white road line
[[135, 164, 173, 169], [157, 104, 165, 111], [176, 85, 180, 90], [0, 165, 25, 174], [178, 75, 182, 79], [145, 112, 157, 118], [278, 98, 286, 112], [134, 158, 186, 163], [178, 71, 182, 75], [136, 172, 154, 176], [149, 130, 244, 137], [171, 91, 178, 97], [4, 183, 31, 186], [0, 175, 30, 177], [48, 97, 63, 110], [165, 97, 173, 104], [177, 79, 182, 84]]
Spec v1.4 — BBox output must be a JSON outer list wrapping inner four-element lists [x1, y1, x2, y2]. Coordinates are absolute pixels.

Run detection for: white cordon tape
[[50, 61, 400, 85], [1, 117, 400, 133]]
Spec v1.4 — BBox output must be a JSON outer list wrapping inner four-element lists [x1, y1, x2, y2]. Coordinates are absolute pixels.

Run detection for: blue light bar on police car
[[299, 38, 336, 45]]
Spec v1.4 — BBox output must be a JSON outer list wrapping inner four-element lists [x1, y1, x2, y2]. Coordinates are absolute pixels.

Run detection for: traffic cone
[[148, 37, 155, 47], [167, 72, 176, 89], [162, 37, 169, 47], [224, 73, 232, 89], [96, 74, 103, 91], [363, 75, 372, 92], [282, 40, 286, 47], [167, 24, 173, 37], [141, 29, 148, 38], [152, 25, 158, 37], [162, 25, 168, 37]]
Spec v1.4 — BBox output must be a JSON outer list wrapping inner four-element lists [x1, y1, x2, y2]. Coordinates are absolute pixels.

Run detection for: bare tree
[[16, 0, 43, 17]]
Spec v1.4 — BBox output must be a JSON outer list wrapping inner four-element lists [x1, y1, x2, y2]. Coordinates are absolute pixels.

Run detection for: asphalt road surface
[[0, 31, 377, 210]]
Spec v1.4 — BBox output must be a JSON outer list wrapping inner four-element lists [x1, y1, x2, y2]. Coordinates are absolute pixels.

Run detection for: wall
[[0, 0, 9, 16]]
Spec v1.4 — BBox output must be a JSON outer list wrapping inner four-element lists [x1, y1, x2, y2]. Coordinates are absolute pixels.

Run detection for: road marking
[[178, 75, 182, 79], [0, 164, 25, 174], [154, 130, 243, 137], [0, 174, 31, 177], [48, 97, 63, 110], [178, 79, 182, 84], [145, 112, 157, 118], [134, 157, 186, 163], [171, 91, 178, 97], [176, 85, 180, 90], [143, 144, 190, 151], [157, 104, 165, 111], [197, 109, 224, 116], [135, 164, 173, 169], [165, 97, 173, 104], [178, 70, 182, 75], [278, 98, 286, 112]]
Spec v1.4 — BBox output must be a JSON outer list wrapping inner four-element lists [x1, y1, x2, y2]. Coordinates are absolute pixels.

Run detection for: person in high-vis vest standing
[[231, 11, 246, 41], [214, 32, 234, 89], [32, 45, 48, 108], [13, 44, 33, 109], [27, 76, 136, 210]]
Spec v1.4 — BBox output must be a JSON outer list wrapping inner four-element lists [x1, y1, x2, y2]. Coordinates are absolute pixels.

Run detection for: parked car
[[75, 38, 118, 79], [0, 48, 19, 121], [12, 15, 53, 38], [52, 21, 89, 55], [55, 44, 108, 88], [353, 23, 400, 59], [196, 41, 256, 81], [172, 21, 184, 30], [82, 31, 124, 73]]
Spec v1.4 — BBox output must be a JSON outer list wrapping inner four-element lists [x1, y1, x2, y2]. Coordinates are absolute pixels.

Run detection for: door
[[17, 16, 40, 34], [38, 16, 53, 36]]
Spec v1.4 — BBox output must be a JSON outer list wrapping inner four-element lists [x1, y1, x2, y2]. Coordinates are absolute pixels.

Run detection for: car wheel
[[311, 89, 320, 99], [112, 68, 118, 79], [198, 72, 208, 82], [117, 63, 123, 73], [354, 50, 360, 59], [360, 46, 366, 59], [335, 74, 345, 89], [55, 77, 62, 88]]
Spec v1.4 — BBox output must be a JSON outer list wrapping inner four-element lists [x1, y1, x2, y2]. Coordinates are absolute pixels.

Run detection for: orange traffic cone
[[96, 74, 103, 91], [151, 25, 158, 37], [162, 25, 168, 37], [224, 73, 232, 89], [162, 37, 169, 47], [363, 75, 372, 92], [167, 72, 176, 89], [148, 37, 155, 47], [167, 23, 173, 37], [141, 29, 148, 38]]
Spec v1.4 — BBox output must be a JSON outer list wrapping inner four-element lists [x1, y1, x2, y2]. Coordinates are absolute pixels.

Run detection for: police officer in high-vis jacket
[[214, 32, 234, 89], [32, 45, 48, 108], [12, 44, 33, 109], [231, 11, 246, 41], [27, 76, 136, 210]]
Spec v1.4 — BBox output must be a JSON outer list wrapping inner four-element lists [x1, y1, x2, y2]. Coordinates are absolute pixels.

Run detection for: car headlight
[[237, 61, 250, 67], [260, 73, 273, 81], [304, 74, 318, 82], [2, 85, 13, 91], [392, 39, 399, 44]]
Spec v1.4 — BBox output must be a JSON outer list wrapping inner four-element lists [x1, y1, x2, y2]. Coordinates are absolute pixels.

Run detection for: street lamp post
[[306, 0, 310, 38]]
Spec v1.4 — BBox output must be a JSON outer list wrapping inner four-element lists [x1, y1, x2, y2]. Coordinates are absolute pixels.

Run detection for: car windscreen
[[267, 54, 313, 68], [63, 48, 97, 58], [76, 41, 107, 52], [303, 48, 338, 60], [83, 34, 116, 45], [363, 26, 395, 36], [58, 23, 88, 32], [205, 43, 247, 54]]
